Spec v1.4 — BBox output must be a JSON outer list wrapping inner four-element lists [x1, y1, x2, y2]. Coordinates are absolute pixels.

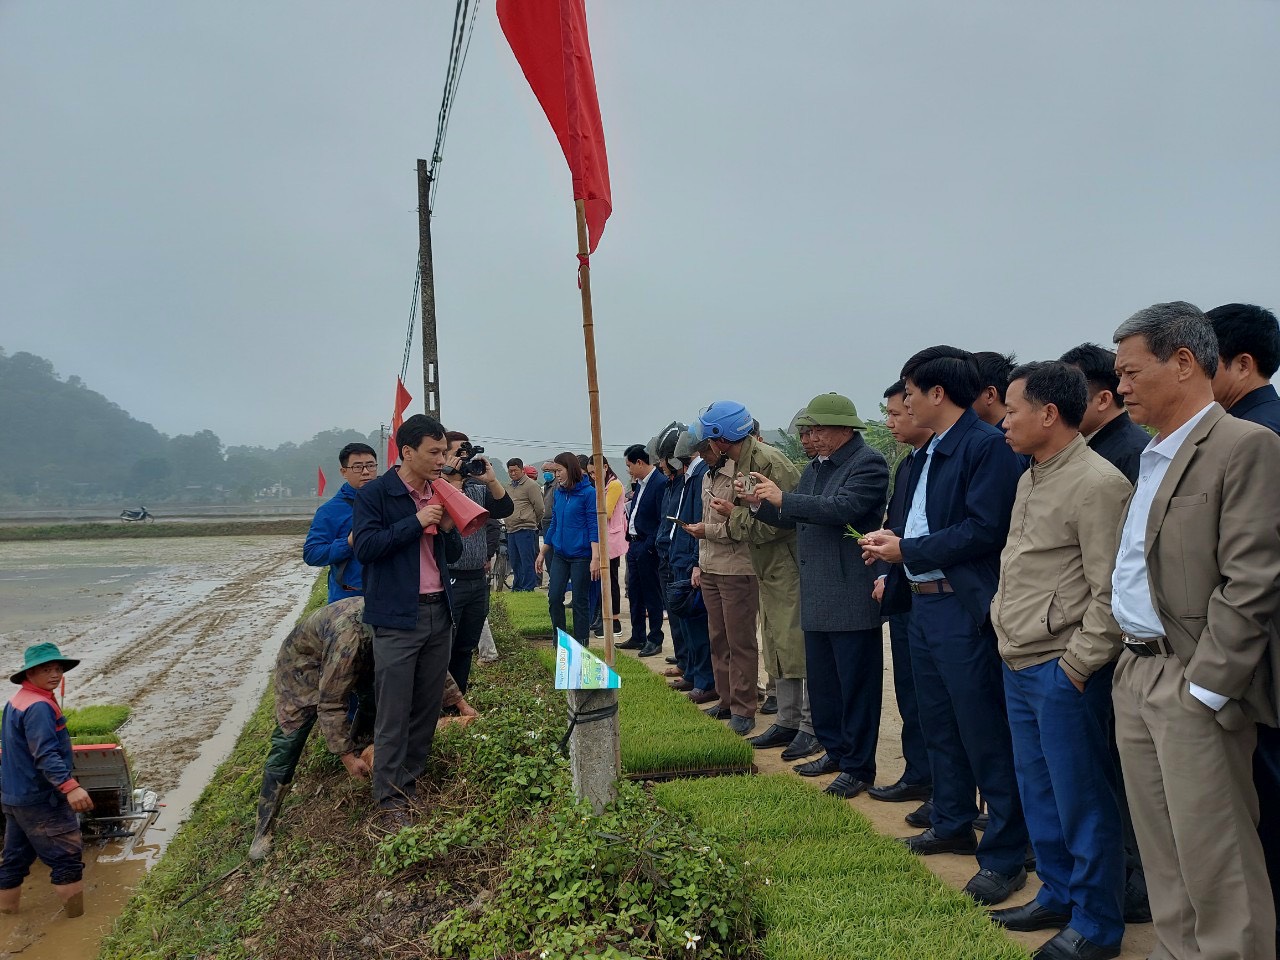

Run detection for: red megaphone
[[424, 478, 490, 538]]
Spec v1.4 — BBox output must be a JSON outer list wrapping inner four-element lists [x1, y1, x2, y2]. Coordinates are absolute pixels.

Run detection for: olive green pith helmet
[[795, 392, 867, 431]]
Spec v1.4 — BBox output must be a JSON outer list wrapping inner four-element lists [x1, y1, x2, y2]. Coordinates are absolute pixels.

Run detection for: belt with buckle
[[418, 591, 447, 604], [908, 579, 953, 595], [1121, 633, 1171, 657]]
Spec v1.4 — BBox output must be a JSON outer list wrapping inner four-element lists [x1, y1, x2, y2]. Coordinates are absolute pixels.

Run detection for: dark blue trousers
[[678, 612, 716, 693], [626, 543, 665, 644], [507, 529, 538, 591], [908, 592, 1028, 876], [1254, 724, 1280, 947], [1005, 659, 1124, 948], [805, 628, 882, 781], [888, 612, 931, 786], [547, 554, 591, 644]]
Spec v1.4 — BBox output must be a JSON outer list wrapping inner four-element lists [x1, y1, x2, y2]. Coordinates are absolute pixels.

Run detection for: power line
[[428, 0, 482, 209]]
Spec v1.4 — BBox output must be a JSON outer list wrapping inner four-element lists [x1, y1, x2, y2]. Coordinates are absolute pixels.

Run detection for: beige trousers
[[1113, 651, 1274, 960]]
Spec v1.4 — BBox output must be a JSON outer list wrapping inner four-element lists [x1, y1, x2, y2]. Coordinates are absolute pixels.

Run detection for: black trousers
[[448, 574, 489, 694], [625, 542, 664, 643]]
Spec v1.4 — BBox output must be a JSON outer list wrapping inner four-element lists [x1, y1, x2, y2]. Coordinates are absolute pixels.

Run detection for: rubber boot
[[0, 885, 20, 914], [54, 880, 84, 918], [247, 771, 291, 861]]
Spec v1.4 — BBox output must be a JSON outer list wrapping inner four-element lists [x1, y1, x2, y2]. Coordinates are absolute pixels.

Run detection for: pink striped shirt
[[399, 471, 444, 594]]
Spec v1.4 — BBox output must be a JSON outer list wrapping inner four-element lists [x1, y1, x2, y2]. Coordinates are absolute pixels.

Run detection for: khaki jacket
[[505, 476, 545, 532], [725, 436, 805, 676], [698, 458, 756, 577], [1122, 404, 1280, 729], [992, 435, 1130, 680]]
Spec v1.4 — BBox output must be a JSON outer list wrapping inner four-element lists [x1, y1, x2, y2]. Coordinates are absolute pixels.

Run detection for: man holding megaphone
[[353, 414, 477, 829]]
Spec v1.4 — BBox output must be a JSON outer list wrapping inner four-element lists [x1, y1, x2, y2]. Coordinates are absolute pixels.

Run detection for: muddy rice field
[[0, 535, 314, 960]]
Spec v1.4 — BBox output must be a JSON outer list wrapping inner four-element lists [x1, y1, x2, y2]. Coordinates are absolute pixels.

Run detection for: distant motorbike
[[119, 507, 154, 523]]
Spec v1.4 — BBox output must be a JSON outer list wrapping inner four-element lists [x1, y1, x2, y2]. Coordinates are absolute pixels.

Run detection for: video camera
[[455, 441, 488, 478]]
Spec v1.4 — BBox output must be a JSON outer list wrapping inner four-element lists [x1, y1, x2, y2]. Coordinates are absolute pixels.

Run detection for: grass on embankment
[[656, 776, 1029, 960], [0, 519, 310, 541], [497, 587, 558, 637]]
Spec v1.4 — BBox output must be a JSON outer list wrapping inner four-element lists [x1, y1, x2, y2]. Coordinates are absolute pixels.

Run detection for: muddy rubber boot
[[0, 885, 20, 914], [248, 771, 291, 861], [54, 880, 84, 918]]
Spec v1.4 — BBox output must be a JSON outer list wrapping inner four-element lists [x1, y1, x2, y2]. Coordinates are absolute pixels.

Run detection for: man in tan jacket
[[505, 459, 545, 591], [989, 361, 1132, 960], [686, 437, 760, 736], [1110, 302, 1280, 960]]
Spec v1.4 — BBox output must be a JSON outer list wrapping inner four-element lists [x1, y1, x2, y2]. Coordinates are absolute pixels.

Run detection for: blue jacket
[[303, 482, 364, 603], [896, 408, 1022, 627], [625, 469, 668, 554], [1, 684, 77, 806], [656, 459, 708, 577], [352, 468, 464, 630], [1230, 384, 1280, 435], [546, 479, 599, 560]]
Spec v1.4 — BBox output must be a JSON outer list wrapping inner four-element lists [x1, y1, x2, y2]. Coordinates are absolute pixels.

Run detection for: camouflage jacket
[[274, 596, 461, 755]]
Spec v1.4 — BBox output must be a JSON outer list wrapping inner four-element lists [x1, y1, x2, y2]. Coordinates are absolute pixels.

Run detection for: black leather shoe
[[727, 716, 756, 736], [795, 753, 839, 777], [638, 642, 662, 657], [1122, 871, 1152, 924], [963, 867, 1027, 906], [988, 900, 1071, 932], [748, 724, 798, 749], [703, 704, 731, 719], [868, 779, 933, 803], [901, 827, 978, 856], [617, 638, 645, 650], [973, 811, 990, 832], [1031, 928, 1120, 960], [823, 773, 869, 799], [760, 695, 778, 715], [665, 656, 678, 664], [905, 800, 934, 828], [780, 731, 823, 761]]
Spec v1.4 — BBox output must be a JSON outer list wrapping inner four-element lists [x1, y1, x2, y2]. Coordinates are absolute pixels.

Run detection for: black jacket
[[1085, 411, 1149, 486], [879, 449, 924, 617], [352, 467, 464, 630], [1229, 384, 1280, 435]]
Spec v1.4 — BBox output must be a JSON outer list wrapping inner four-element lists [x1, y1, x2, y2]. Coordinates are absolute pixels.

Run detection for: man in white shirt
[[1110, 301, 1280, 960]]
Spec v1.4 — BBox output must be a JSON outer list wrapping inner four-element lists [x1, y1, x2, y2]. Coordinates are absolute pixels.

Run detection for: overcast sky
[[3, 1, 1278, 457]]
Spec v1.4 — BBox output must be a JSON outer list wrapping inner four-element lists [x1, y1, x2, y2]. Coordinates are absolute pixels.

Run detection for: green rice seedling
[[64, 704, 131, 737]]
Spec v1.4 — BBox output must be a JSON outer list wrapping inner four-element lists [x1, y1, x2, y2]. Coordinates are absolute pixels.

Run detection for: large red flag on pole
[[387, 377, 414, 466], [497, 0, 612, 254]]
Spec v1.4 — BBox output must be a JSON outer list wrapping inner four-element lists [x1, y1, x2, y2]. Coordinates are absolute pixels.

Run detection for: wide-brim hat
[[795, 392, 867, 431], [11, 642, 80, 684]]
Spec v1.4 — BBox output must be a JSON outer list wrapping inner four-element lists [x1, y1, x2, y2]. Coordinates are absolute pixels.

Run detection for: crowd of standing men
[[553, 300, 1279, 960], [261, 298, 1279, 960]]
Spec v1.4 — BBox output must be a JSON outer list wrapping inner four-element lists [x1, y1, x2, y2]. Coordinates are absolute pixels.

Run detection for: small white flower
[[684, 931, 702, 950], [540, 952, 548, 959], [764, 877, 772, 886], [479, 734, 489, 741], [743, 860, 751, 867], [699, 845, 710, 853]]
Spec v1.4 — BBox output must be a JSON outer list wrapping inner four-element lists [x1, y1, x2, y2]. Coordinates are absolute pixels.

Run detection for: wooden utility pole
[[417, 158, 441, 420]]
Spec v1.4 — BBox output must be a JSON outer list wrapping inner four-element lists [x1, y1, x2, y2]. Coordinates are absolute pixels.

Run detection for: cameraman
[[442, 432, 513, 694]]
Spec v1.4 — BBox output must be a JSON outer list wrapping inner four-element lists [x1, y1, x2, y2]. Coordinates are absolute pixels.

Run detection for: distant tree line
[[0, 348, 379, 505]]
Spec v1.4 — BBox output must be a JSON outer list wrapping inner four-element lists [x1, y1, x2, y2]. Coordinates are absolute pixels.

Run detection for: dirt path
[[610, 596, 1158, 960], [0, 536, 315, 960]]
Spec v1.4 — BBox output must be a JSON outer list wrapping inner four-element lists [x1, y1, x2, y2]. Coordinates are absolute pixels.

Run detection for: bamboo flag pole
[[570, 197, 621, 810], [575, 198, 615, 667]]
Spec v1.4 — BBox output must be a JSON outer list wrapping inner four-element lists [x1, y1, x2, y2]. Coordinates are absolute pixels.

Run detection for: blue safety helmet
[[696, 401, 754, 443]]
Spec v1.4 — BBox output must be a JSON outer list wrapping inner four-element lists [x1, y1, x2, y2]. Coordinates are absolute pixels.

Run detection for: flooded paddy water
[[0, 535, 315, 959]]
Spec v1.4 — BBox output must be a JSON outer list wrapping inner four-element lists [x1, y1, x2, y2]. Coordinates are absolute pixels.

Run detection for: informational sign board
[[554, 629, 622, 690]]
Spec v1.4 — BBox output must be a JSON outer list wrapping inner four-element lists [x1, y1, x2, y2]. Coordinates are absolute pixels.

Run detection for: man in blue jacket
[[353, 415, 463, 827], [304, 442, 379, 603], [656, 430, 715, 701], [862, 345, 1030, 907]]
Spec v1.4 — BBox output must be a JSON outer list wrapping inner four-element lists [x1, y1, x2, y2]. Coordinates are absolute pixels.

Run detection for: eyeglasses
[[344, 462, 378, 473]]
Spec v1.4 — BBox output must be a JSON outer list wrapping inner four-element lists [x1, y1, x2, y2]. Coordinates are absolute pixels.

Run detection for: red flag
[[387, 377, 414, 466], [498, 0, 612, 253], [317, 467, 326, 498]]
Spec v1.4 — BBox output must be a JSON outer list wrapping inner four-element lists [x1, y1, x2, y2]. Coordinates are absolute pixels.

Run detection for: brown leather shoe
[[687, 687, 718, 704], [669, 678, 694, 692]]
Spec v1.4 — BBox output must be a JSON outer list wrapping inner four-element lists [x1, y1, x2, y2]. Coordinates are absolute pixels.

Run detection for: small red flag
[[317, 467, 326, 498], [498, 0, 612, 253], [387, 377, 414, 466]]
